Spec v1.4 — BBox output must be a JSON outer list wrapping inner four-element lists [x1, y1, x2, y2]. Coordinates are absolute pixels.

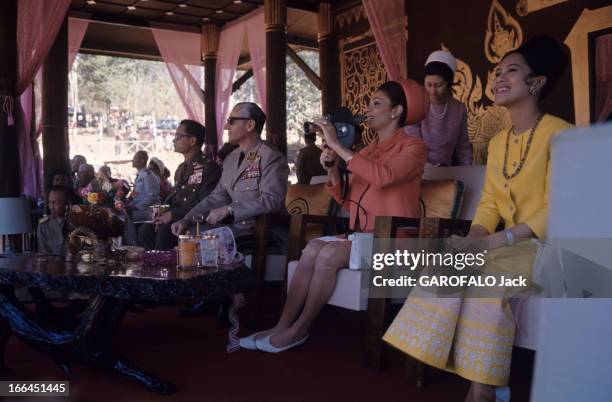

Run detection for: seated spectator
[[126, 150, 160, 221], [70, 155, 87, 187], [37, 186, 71, 255], [240, 81, 426, 353], [385, 36, 572, 402], [138, 120, 222, 250], [296, 132, 326, 184], [50, 169, 80, 205], [215, 142, 239, 166], [405, 50, 472, 166], [97, 165, 129, 194], [148, 157, 172, 198], [170, 102, 289, 246], [76, 164, 96, 201]]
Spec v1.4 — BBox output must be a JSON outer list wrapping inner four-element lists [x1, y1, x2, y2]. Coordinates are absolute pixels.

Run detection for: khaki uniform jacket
[[36, 216, 66, 255], [166, 152, 222, 222], [181, 139, 289, 236]]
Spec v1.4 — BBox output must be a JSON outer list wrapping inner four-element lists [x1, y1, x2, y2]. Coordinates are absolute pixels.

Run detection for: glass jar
[[200, 233, 219, 267], [177, 235, 201, 268]]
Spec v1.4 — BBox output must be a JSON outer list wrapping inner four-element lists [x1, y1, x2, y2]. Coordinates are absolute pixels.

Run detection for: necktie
[[238, 151, 245, 168]]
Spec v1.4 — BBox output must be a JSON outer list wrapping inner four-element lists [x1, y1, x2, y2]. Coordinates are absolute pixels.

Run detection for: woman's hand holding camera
[[313, 117, 340, 150], [320, 147, 339, 172]]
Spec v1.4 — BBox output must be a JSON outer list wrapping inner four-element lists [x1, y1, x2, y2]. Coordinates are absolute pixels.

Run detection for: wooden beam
[[202, 23, 220, 148], [232, 69, 254, 94], [286, 45, 321, 90], [265, 0, 287, 156], [42, 17, 70, 195], [318, 1, 341, 114], [0, 0, 19, 197]]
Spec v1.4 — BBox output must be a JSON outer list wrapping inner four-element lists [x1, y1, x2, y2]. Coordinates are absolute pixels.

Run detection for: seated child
[[37, 186, 70, 255]]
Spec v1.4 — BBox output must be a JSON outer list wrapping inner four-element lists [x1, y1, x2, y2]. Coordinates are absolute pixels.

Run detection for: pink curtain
[[68, 17, 90, 71], [215, 21, 246, 144], [595, 33, 612, 122], [214, 8, 267, 145], [152, 27, 205, 124], [362, 0, 407, 81], [246, 10, 267, 113], [15, 0, 71, 198]]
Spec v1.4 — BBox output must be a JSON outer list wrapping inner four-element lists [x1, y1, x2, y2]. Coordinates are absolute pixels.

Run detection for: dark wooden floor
[[3, 299, 534, 402]]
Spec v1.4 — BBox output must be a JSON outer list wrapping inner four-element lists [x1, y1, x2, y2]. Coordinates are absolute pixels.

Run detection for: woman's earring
[[529, 86, 540, 97], [391, 115, 395, 119]]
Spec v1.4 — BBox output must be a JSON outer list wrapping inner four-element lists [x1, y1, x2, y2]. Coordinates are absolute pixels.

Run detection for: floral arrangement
[[80, 179, 129, 210], [69, 204, 125, 239]]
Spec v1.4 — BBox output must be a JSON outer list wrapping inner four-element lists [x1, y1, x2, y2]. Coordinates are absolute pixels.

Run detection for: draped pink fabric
[[245, 10, 267, 113], [595, 33, 612, 122], [362, 0, 407, 81], [15, 0, 71, 198], [17, 0, 71, 95], [215, 8, 267, 145], [152, 27, 205, 124], [68, 17, 90, 71], [215, 21, 246, 144]]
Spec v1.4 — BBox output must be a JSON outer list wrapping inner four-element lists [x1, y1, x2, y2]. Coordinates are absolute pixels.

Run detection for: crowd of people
[[37, 35, 571, 402]]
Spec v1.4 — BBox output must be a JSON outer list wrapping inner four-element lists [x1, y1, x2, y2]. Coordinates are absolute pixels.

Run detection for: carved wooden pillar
[[0, 0, 20, 197], [202, 24, 220, 150], [42, 17, 70, 194], [265, 0, 287, 156], [318, 1, 341, 115]]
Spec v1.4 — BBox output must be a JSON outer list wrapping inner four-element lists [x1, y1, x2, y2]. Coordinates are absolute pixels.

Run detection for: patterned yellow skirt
[[383, 240, 538, 386]]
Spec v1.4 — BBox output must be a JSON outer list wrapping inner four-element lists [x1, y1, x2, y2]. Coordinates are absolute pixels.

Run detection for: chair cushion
[[420, 179, 464, 219], [285, 183, 333, 216]]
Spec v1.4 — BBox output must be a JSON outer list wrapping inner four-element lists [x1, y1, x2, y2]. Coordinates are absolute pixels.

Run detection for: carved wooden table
[[0, 255, 254, 395]]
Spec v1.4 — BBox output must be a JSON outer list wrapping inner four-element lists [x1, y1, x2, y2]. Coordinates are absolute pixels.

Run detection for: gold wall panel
[[516, 0, 569, 16], [441, 0, 522, 164], [341, 41, 388, 145]]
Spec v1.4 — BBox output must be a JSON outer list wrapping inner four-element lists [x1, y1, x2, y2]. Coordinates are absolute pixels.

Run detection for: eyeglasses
[[226, 117, 251, 125]]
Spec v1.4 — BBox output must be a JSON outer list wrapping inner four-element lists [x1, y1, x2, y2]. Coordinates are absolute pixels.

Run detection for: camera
[[303, 107, 364, 151]]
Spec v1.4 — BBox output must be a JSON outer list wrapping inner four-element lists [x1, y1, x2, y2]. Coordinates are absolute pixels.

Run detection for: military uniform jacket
[[167, 151, 222, 222], [182, 139, 289, 233], [36, 216, 66, 255]]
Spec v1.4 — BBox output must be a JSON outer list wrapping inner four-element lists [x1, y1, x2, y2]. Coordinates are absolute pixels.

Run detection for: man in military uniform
[[138, 120, 221, 250], [37, 186, 70, 255], [171, 102, 289, 242]]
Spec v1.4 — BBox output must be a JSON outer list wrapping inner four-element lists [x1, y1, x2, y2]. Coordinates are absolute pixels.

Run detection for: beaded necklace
[[502, 113, 544, 180]]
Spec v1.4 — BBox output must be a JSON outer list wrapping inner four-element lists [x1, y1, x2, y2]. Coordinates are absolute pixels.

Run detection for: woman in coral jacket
[[241, 80, 428, 353]]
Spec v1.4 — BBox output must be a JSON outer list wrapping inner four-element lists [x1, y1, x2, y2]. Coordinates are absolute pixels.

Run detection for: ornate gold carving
[[201, 24, 220, 59], [517, 0, 568, 16], [341, 42, 387, 145], [442, 43, 511, 164], [485, 0, 523, 64], [265, 0, 287, 32], [335, 4, 365, 30], [435, 0, 522, 164]]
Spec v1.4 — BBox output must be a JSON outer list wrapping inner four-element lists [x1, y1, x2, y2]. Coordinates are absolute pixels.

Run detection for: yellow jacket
[[472, 114, 572, 240]]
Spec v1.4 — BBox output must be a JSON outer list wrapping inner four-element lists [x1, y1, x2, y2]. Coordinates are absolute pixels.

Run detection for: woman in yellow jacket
[[384, 36, 572, 402]]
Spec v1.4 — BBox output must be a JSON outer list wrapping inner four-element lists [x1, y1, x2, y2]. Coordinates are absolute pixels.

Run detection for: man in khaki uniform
[[171, 102, 288, 241], [37, 186, 70, 255]]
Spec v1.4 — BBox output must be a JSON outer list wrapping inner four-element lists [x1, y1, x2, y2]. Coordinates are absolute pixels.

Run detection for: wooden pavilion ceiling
[[70, 0, 357, 65], [70, 0, 324, 28]]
